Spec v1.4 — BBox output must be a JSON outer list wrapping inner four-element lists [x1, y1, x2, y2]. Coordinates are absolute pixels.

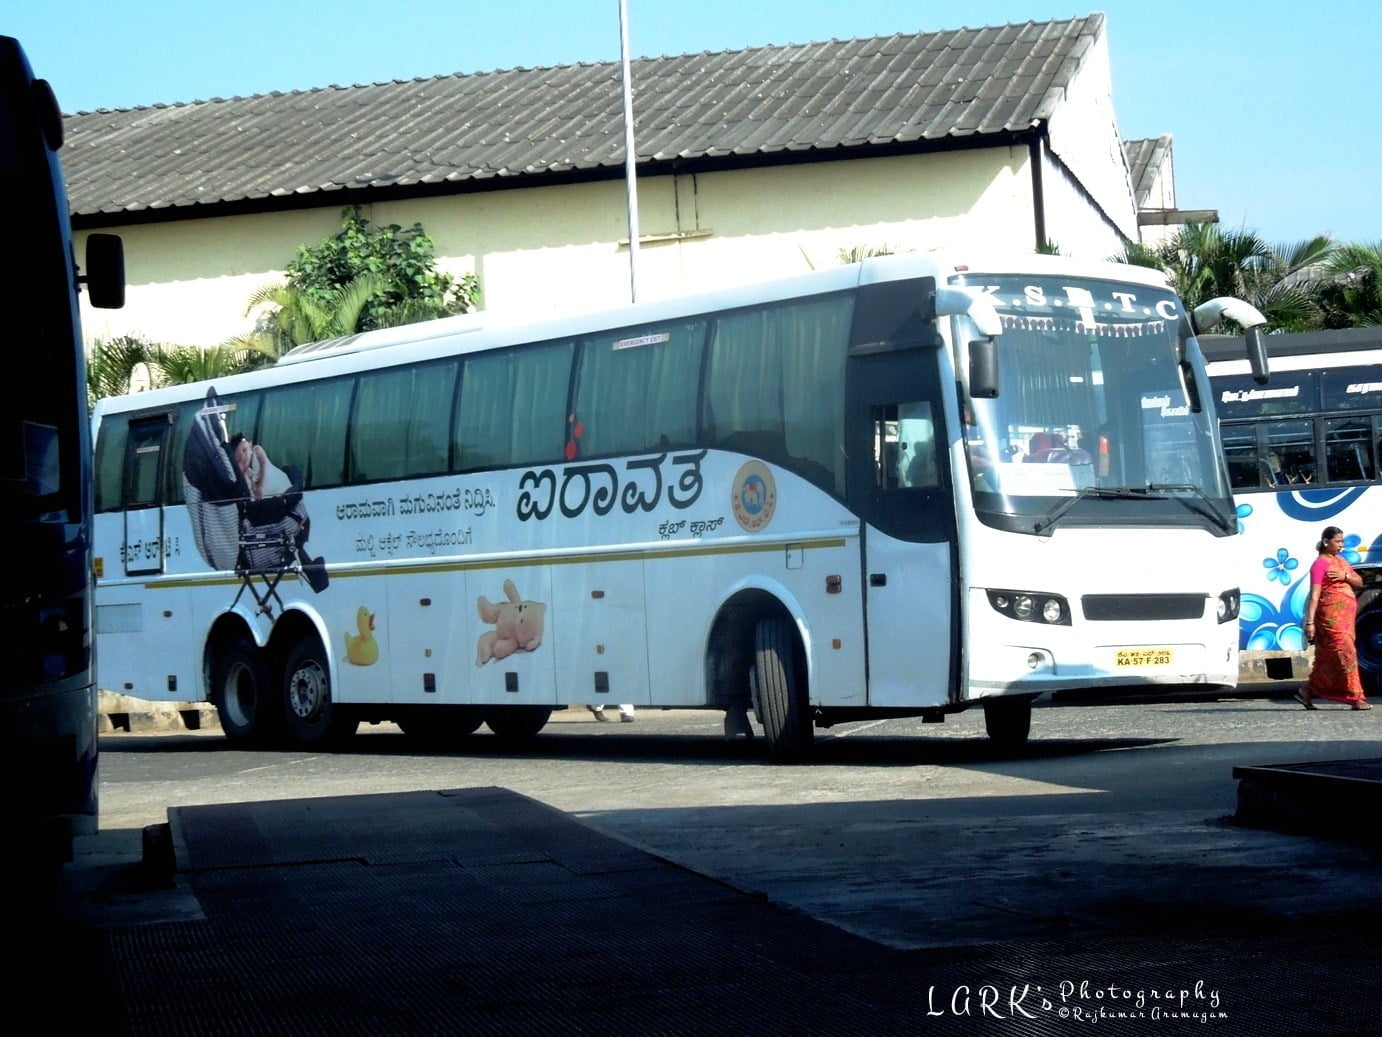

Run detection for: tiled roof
[[1123, 134, 1172, 208], [63, 13, 1104, 221]]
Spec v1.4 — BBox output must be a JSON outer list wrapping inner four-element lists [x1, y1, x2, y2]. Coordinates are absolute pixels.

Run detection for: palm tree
[[1120, 223, 1336, 332], [229, 272, 387, 359], [1316, 242, 1382, 327], [156, 344, 268, 384], [86, 334, 159, 407]]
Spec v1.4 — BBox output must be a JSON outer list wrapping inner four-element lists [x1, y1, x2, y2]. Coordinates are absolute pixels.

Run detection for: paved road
[[40, 692, 1382, 1033], [83, 693, 1382, 946]]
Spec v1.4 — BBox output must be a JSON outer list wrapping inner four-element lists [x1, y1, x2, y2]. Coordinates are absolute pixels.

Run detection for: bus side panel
[[94, 578, 201, 703], [465, 565, 557, 705], [793, 538, 867, 708], [551, 558, 650, 709], [379, 569, 464, 705], [863, 530, 953, 707]]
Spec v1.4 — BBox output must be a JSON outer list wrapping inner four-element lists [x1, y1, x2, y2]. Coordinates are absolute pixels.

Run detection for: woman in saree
[[1297, 526, 1371, 710]]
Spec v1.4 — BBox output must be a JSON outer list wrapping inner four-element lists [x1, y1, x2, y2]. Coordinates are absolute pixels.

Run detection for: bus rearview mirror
[[82, 233, 125, 310], [969, 338, 999, 398], [1246, 325, 1270, 385]]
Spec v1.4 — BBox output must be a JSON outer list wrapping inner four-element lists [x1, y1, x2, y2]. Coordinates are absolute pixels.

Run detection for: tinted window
[[257, 379, 353, 489], [350, 360, 457, 482], [571, 321, 704, 458], [454, 341, 572, 471], [703, 294, 853, 494]]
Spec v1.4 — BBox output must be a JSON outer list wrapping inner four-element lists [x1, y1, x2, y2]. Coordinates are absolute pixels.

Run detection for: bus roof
[[92, 250, 1176, 417], [1201, 326, 1382, 364]]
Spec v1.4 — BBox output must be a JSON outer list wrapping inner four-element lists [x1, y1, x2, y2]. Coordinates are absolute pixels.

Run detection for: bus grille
[[1081, 594, 1206, 621]]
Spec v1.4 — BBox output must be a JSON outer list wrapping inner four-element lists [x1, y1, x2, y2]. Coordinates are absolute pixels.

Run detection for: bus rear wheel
[[484, 706, 552, 741], [211, 635, 277, 744], [984, 697, 1033, 750], [1357, 591, 1382, 698], [282, 639, 358, 748], [754, 617, 813, 762]]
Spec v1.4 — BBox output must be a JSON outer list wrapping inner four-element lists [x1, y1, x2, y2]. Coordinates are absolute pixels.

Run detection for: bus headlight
[[1217, 589, 1241, 624], [987, 589, 1071, 626]]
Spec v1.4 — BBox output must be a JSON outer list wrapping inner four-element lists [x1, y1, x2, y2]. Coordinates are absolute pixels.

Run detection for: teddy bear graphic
[[475, 578, 547, 666]]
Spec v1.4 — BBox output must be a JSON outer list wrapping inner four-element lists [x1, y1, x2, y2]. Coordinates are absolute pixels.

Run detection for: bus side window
[[897, 402, 937, 487], [1325, 417, 1375, 483], [123, 419, 168, 507], [1264, 419, 1315, 485], [93, 417, 128, 513]]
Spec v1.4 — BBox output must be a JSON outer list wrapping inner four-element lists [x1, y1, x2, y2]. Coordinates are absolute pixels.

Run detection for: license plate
[[1115, 647, 1174, 668]]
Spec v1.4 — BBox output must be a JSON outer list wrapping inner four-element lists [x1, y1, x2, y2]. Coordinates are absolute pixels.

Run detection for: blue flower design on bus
[[1340, 532, 1363, 566], [1263, 548, 1297, 585], [1240, 576, 1310, 652], [1234, 502, 1252, 535]]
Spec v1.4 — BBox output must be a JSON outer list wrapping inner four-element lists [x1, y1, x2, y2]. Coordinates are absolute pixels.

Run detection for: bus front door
[[121, 416, 171, 576], [847, 348, 958, 708]]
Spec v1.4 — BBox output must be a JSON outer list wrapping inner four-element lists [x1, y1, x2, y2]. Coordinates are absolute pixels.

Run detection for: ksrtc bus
[[1204, 328, 1382, 693], [92, 252, 1265, 759], [1, 34, 123, 868]]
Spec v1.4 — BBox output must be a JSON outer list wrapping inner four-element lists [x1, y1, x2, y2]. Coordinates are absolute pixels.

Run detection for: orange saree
[[1304, 555, 1366, 704]]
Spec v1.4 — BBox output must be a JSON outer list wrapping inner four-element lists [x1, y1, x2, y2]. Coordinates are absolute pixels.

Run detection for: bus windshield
[[953, 273, 1233, 535]]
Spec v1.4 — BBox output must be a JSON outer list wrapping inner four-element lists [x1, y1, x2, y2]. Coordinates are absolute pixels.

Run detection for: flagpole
[[618, 0, 640, 303]]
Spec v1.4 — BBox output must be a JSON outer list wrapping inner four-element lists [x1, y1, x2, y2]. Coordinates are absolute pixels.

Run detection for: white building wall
[[1043, 28, 1138, 245], [1039, 149, 1131, 260], [76, 146, 1048, 349]]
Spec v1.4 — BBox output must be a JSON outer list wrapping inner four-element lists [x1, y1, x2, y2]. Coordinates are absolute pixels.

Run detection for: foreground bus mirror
[[936, 287, 1002, 397], [1245, 325, 1270, 385], [82, 233, 125, 309], [935, 287, 1003, 338], [1192, 296, 1269, 384], [969, 338, 1000, 398]]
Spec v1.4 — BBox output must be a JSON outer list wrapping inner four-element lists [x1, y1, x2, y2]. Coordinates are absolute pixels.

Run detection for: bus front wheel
[[984, 697, 1032, 750], [754, 617, 813, 762], [211, 635, 277, 744], [282, 639, 358, 748]]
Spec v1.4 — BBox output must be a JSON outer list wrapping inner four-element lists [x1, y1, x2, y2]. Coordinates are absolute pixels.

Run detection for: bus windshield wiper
[[1033, 486, 1155, 535], [1147, 483, 1236, 534]]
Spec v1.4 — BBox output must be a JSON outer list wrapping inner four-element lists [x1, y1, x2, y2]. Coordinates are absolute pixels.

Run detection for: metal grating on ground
[[60, 787, 1382, 1035]]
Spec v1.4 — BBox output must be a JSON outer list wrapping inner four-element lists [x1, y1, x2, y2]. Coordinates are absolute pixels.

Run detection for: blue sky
[[7, 1, 1380, 245]]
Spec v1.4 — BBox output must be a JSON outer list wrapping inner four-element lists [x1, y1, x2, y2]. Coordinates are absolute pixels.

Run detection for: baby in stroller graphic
[[182, 388, 328, 611]]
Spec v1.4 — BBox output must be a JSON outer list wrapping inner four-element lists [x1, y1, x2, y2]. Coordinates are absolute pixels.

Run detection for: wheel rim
[[288, 658, 328, 722]]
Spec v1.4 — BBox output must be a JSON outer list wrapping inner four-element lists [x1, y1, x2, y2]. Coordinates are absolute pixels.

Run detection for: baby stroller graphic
[[183, 388, 328, 617]]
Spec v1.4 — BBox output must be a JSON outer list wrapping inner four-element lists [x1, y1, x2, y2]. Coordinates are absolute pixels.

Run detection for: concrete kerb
[[98, 692, 219, 735], [96, 696, 623, 736]]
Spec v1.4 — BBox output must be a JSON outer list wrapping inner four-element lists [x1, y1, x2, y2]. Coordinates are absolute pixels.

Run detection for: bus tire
[[484, 706, 552, 741], [1357, 591, 1382, 698], [754, 617, 812, 762], [396, 706, 484, 746], [984, 697, 1032, 750], [211, 635, 276, 743], [282, 639, 358, 748]]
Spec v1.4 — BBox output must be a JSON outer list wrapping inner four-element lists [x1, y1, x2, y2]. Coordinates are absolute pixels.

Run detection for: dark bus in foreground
[[1, 34, 122, 872]]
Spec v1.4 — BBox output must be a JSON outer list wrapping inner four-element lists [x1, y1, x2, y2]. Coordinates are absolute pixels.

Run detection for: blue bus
[[1, 35, 122, 874]]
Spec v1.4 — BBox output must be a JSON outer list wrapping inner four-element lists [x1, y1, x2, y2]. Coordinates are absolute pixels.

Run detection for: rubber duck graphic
[[344, 606, 379, 666]]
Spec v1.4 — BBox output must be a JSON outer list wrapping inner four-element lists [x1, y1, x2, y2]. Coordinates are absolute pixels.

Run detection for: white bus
[[92, 252, 1267, 759], [1204, 328, 1382, 692]]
